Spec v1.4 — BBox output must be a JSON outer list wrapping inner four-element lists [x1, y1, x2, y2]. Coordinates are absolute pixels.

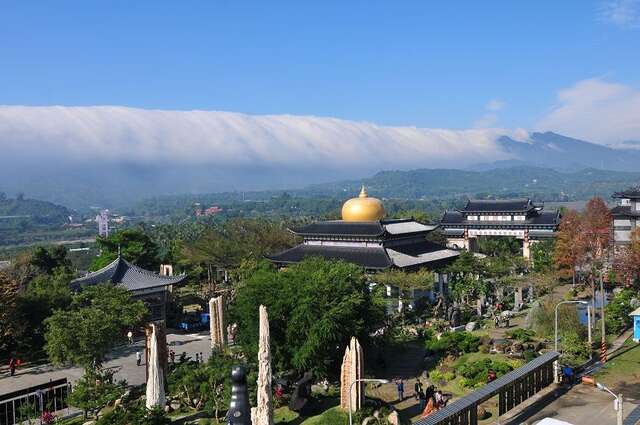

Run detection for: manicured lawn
[[300, 407, 349, 424], [595, 338, 640, 397]]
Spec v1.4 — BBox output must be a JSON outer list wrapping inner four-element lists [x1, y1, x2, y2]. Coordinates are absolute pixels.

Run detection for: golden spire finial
[[341, 186, 385, 221]]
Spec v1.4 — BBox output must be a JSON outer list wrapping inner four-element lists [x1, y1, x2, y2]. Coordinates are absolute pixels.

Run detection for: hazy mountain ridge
[[494, 132, 640, 171]]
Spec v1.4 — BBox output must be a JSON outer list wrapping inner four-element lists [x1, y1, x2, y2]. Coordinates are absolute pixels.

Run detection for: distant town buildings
[[440, 199, 561, 259], [96, 209, 109, 236], [195, 205, 223, 217], [611, 187, 640, 247]]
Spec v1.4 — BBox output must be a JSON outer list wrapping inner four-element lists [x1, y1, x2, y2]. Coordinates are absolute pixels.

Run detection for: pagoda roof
[[463, 199, 537, 213], [611, 205, 640, 218], [613, 188, 640, 199], [290, 218, 435, 237], [266, 244, 393, 269], [267, 239, 458, 270], [71, 257, 186, 292]]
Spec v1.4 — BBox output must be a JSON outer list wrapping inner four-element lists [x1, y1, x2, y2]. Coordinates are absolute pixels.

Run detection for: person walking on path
[[8, 357, 16, 376], [414, 378, 422, 401], [396, 378, 404, 401], [127, 330, 133, 345], [136, 351, 141, 366]]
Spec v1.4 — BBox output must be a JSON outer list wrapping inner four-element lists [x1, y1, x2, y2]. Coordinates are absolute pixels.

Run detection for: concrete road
[[502, 384, 639, 425], [0, 331, 213, 395]]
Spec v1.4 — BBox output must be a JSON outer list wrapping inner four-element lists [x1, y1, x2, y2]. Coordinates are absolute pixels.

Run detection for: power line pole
[[600, 272, 607, 363]]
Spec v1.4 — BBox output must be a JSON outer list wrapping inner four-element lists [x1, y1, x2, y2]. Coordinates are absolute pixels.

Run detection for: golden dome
[[341, 186, 385, 222]]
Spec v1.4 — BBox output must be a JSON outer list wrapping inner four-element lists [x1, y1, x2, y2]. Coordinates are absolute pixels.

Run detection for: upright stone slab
[[476, 298, 483, 317], [514, 287, 523, 311], [255, 305, 273, 425], [209, 296, 225, 351], [145, 321, 167, 381], [340, 337, 364, 412], [146, 323, 166, 409]]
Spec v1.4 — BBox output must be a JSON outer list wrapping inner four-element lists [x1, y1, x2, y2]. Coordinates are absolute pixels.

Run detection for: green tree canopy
[[44, 284, 147, 369], [92, 228, 160, 271], [374, 268, 434, 291], [17, 267, 74, 352], [231, 258, 385, 376]]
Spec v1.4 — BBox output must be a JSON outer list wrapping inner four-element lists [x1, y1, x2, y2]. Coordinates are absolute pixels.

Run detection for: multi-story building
[[611, 188, 640, 247]]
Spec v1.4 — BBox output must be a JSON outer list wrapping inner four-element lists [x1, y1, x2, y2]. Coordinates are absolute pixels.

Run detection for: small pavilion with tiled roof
[[71, 256, 186, 320], [611, 187, 640, 248]]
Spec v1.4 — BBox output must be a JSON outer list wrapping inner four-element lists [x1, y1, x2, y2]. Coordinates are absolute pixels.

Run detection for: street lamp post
[[554, 300, 589, 382], [596, 382, 623, 425], [348, 378, 390, 425]]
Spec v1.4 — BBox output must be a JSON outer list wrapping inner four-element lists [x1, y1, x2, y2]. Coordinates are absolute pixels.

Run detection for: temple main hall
[[267, 187, 459, 272]]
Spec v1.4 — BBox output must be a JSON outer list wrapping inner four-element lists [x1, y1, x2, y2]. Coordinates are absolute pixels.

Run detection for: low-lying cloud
[[537, 78, 640, 145], [0, 106, 524, 170]]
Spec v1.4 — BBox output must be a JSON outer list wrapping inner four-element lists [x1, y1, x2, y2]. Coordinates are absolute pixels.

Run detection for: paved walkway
[[0, 331, 213, 395], [501, 383, 639, 425]]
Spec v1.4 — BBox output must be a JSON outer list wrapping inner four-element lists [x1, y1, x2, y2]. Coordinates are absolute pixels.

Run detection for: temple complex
[[440, 199, 560, 259], [268, 187, 459, 272], [611, 187, 640, 248], [71, 256, 186, 320]]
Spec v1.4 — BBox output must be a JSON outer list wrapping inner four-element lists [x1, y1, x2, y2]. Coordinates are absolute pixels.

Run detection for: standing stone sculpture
[[255, 305, 273, 425], [340, 337, 364, 412], [146, 323, 166, 409], [209, 296, 225, 351]]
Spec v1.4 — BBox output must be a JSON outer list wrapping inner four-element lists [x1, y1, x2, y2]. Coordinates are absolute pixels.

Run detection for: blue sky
[[1, 1, 639, 130]]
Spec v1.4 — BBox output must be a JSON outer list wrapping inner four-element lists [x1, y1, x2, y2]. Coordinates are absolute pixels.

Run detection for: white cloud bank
[[0, 106, 525, 170], [537, 78, 640, 145]]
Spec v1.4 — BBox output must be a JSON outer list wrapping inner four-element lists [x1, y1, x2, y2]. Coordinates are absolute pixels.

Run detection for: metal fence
[[0, 379, 71, 425]]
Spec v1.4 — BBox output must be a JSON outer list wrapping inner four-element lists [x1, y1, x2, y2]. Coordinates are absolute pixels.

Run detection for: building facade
[[440, 199, 560, 258], [611, 188, 640, 247]]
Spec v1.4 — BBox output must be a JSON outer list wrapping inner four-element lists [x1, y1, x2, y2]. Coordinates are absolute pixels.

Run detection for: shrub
[[425, 331, 481, 355], [505, 329, 536, 343], [605, 289, 636, 335], [456, 359, 513, 388]]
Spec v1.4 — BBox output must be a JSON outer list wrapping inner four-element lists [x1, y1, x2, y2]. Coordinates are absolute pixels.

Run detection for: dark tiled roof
[[611, 205, 640, 217], [291, 221, 385, 237], [386, 240, 459, 268], [71, 257, 186, 291], [464, 199, 533, 212], [441, 211, 464, 225], [290, 218, 429, 237], [416, 351, 560, 425], [266, 244, 392, 269], [613, 188, 640, 199], [527, 210, 561, 225]]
